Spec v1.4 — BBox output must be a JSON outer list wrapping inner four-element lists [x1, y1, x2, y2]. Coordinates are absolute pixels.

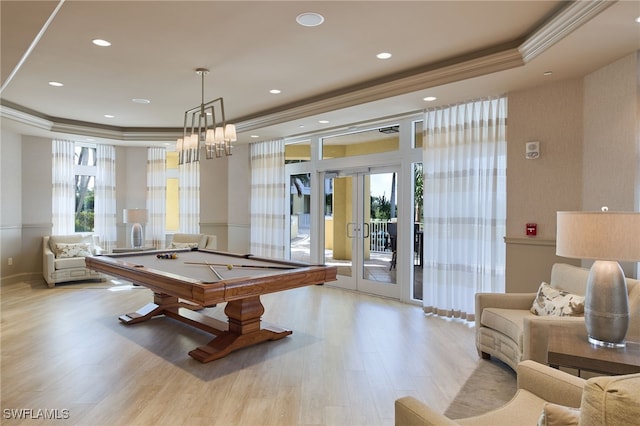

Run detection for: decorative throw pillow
[[54, 242, 92, 259], [531, 282, 585, 316], [170, 242, 199, 249], [537, 403, 580, 426]]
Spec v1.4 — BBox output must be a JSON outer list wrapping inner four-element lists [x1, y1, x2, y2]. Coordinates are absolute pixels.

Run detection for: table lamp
[[123, 208, 148, 248], [556, 209, 640, 348]]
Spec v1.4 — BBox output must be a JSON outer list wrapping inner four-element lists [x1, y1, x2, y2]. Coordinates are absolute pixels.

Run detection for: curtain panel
[[147, 147, 167, 248], [422, 96, 507, 321], [178, 159, 199, 234], [250, 139, 285, 258], [94, 144, 117, 251], [51, 139, 76, 235]]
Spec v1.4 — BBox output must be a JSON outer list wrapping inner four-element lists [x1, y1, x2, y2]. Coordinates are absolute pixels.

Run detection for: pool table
[[86, 249, 337, 362]]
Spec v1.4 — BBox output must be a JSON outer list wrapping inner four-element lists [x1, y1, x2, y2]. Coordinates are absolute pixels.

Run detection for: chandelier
[[176, 68, 236, 164]]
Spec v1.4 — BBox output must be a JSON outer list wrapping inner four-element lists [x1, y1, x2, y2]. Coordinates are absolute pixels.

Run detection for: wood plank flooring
[[1, 278, 481, 425]]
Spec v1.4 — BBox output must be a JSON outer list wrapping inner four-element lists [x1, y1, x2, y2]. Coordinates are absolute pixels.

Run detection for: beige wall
[[0, 128, 24, 280], [199, 142, 250, 253], [583, 53, 638, 213], [115, 146, 148, 246], [505, 78, 584, 292], [505, 52, 639, 291], [583, 52, 639, 278]]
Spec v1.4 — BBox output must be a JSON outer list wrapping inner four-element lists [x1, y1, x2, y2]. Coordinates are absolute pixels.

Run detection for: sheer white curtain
[[422, 96, 507, 321], [94, 144, 117, 251], [52, 139, 76, 234], [178, 158, 199, 234], [250, 139, 285, 258], [147, 147, 167, 248]]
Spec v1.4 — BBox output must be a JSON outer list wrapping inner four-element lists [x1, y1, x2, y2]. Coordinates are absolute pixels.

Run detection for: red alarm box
[[526, 223, 537, 236]]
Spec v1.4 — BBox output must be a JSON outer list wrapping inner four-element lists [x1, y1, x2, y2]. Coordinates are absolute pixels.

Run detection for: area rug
[[444, 359, 517, 419]]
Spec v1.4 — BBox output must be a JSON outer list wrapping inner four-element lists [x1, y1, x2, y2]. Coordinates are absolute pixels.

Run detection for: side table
[[547, 327, 640, 376]]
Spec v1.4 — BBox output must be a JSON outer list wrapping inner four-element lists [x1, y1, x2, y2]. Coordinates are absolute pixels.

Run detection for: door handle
[[347, 222, 357, 238], [362, 222, 370, 239]]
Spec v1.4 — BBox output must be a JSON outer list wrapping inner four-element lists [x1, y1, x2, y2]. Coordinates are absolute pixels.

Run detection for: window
[[74, 145, 96, 232], [166, 151, 179, 231], [285, 140, 311, 163], [321, 126, 399, 159]]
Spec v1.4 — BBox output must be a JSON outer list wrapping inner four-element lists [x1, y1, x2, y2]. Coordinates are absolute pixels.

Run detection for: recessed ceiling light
[[104, 114, 115, 119], [48, 81, 64, 87], [250, 135, 260, 138], [635, 16, 640, 23], [319, 120, 329, 124], [269, 89, 282, 94], [296, 12, 325, 27], [376, 52, 392, 60], [423, 96, 437, 102], [543, 71, 553, 76], [92, 39, 111, 47], [132, 98, 151, 104]]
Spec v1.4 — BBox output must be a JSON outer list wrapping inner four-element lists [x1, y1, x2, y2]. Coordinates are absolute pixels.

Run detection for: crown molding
[[51, 121, 180, 142], [236, 47, 524, 132], [2, 45, 523, 139], [0, 104, 53, 131], [1, 102, 180, 143], [519, 0, 615, 63]]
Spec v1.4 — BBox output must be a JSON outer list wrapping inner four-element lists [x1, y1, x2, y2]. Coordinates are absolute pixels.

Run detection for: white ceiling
[[1, 1, 639, 147]]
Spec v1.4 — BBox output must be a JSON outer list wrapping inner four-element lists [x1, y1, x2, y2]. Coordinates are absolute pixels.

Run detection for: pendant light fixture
[[176, 68, 236, 164]]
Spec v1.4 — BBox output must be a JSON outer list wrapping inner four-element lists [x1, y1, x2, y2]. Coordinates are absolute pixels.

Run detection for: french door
[[323, 167, 399, 299]]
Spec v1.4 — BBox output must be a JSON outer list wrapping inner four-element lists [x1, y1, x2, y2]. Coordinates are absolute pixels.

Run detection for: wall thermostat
[[526, 141, 540, 159]]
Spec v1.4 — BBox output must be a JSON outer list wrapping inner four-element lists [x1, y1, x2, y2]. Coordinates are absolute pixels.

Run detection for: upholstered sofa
[[168, 233, 217, 250], [476, 263, 640, 371], [43, 234, 106, 287], [395, 360, 640, 426]]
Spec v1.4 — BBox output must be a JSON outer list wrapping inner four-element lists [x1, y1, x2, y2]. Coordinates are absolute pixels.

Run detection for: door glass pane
[[413, 162, 424, 300], [290, 173, 312, 262], [324, 175, 353, 277], [362, 172, 397, 284], [322, 126, 399, 160]]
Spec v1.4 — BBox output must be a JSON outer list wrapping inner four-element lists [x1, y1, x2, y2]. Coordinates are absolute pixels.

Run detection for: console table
[[548, 327, 640, 376]]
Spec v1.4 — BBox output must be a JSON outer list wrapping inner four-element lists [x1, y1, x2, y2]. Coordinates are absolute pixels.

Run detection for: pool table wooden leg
[[188, 296, 292, 363], [119, 293, 203, 324]]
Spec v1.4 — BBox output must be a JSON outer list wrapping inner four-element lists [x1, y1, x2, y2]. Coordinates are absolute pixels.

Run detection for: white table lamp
[[556, 209, 640, 347], [123, 209, 148, 248]]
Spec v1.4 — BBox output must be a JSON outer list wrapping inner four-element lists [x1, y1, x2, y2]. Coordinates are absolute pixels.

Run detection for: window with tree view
[[74, 145, 96, 232]]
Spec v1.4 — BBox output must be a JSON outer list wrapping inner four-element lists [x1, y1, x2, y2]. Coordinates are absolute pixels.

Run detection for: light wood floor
[[1, 278, 482, 426]]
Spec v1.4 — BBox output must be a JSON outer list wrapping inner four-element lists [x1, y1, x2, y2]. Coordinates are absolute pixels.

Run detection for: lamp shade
[[123, 208, 148, 224], [556, 211, 640, 261]]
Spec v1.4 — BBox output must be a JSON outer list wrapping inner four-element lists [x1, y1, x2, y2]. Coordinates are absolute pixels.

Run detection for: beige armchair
[[395, 360, 640, 426], [43, 234, 106, 287], [475, 263, 640, 371]]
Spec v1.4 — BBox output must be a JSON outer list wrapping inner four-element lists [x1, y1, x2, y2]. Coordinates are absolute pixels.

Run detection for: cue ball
[[227, 264, 233, 270]]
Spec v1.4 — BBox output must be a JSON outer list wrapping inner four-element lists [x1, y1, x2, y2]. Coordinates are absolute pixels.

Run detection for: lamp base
[[131, 223, 144, 248], [585, 260, 629, 348], [588, 336, 626, 348]]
